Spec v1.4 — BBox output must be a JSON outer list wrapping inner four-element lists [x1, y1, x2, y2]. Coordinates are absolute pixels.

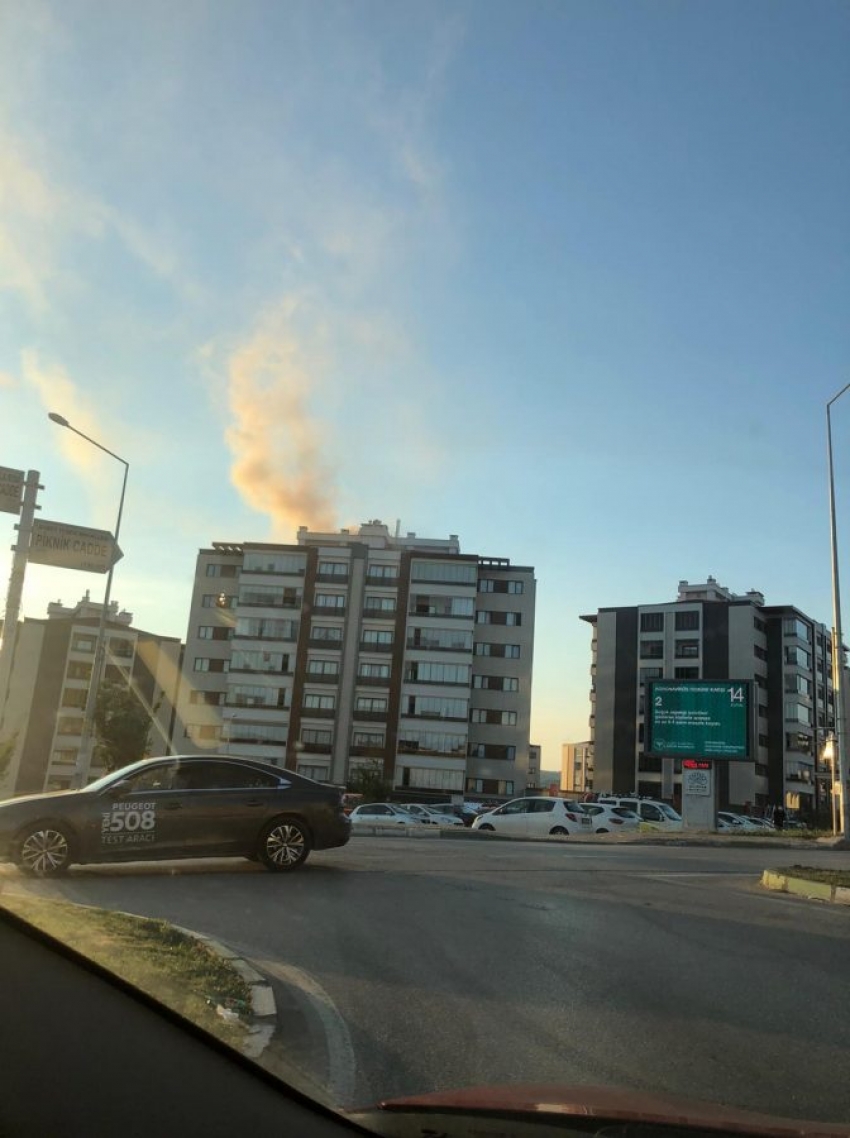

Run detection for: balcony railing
[[352, 709, 388, 722], [360, 641, 394, 653], [304, 673, 340, 685], [300, 706, 336, 719], [356, 674, 391, 686]]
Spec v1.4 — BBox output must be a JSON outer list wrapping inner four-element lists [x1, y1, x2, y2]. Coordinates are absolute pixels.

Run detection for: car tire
[[596, 828, 608, 834], [478, 823, 495, 831], [15, 823, 74, 876], [549, 826, 568, 837], [257, 817, 311, 872]]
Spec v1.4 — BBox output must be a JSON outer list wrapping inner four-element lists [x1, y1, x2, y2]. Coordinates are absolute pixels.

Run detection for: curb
[[760, 871, 850, 906], [350, 828, 822, 849], [174, 925, 277, 1058]]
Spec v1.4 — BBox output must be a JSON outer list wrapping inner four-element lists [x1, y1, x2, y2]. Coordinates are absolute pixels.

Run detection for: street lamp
[[822, 733, 838, 836], [826, 383, 850, 841], [48, 413, 129, 788]]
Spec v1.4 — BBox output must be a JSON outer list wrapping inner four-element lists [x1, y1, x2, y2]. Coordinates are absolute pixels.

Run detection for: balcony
[[300, 706, 336, 719], [315, 572, 349, 585], [360, 641, 394, 653], [352, 709, 388, 722], [308, 637, 343, 650], [228, 667, 292, 677], [304, 673, 340, 685], [349, 744, 385, 758], [313, 601, 346, 615], [356, 674, 390, 686], [366, 573, 399, 587], [362, 607, 396, 620], [299, 741, 332, 755]]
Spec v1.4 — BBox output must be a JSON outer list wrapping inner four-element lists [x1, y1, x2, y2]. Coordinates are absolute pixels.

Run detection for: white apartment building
[[174, 521, 536, 800]]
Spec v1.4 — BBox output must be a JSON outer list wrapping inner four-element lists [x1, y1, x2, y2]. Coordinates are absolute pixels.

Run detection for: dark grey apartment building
[[582, 578, 839, 818]]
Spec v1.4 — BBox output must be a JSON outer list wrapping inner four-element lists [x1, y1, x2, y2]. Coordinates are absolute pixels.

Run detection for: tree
[[347, 759, 392, 802], [93, 681, 156, 773]]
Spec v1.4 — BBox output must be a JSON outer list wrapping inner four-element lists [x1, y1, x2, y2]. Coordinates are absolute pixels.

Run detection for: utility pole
[[0, 470, 42, 732]]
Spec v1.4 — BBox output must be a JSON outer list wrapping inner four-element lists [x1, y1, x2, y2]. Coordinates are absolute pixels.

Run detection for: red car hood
[[364, 1084, 849, 1137]]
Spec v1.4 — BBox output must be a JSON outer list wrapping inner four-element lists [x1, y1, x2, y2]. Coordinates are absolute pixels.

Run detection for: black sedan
[[0, 755, 351, 876]]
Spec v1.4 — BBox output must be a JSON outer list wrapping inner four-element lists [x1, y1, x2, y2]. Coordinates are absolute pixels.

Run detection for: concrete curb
[[760, 871, 850, 906], [174, 925, 277, 1058], [349, 828, 823, 849]]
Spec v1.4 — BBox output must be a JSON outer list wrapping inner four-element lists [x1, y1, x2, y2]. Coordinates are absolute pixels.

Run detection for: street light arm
[[828, 382, 850, 410], [48, 412, 129, 469]]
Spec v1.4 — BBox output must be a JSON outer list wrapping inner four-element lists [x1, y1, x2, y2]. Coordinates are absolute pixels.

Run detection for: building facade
[[174, 521, 536, 799], [561, 741, 594, 794], [1, 594, 182, 795], [582, 578, 838, 819]]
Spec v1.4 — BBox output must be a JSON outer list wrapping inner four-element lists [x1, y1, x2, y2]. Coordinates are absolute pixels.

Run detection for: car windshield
[[1, 3, 850, 1134]]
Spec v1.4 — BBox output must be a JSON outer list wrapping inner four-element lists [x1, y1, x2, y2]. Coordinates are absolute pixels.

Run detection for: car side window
[[584, 805, 602, 816], [531, 800, 555, 813], [501, 800, 528, 814], [119, 764, 177, 793], [174, 762, 280, 791], [641, 804, 662, 821], [372, 805, 390, 815]]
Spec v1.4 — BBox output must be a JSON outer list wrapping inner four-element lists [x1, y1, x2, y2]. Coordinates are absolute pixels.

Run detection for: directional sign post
[[0, 467, 24, 515], [28, 519, 123, 575]]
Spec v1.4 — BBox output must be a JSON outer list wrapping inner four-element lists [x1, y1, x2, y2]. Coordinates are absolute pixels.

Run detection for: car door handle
[[245, 800, 263, 808], [163, 802, 182, 811]]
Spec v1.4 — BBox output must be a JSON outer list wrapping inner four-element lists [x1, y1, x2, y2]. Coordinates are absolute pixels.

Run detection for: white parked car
[[717, 811, 763, 833], [472, 797, 592, 838], [399, 803, 465, 827], [348, 803, 423, 826], [579, 803, 640, 833], [597, 797, 683, 832]]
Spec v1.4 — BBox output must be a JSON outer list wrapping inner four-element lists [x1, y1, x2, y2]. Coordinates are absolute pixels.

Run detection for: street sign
[[647, 680, 752, 760], [0, 467, 24, 515], [28, 519, 123, 574]]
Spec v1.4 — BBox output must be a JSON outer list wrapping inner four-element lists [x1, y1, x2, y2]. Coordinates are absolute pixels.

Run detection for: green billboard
[[646, 680, 752, 760]]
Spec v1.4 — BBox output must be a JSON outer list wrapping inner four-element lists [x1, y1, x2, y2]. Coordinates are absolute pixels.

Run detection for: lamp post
[[48, 413, 129, 788], [822, 733, 838, 836], [826, 383, 850, 841]]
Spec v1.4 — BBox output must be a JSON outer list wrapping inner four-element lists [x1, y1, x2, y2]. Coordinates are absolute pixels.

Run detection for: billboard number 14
[[730, 686, 745, 704]]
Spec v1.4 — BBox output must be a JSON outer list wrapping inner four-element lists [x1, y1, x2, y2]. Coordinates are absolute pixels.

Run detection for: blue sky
[[2, 0, 849, 769]]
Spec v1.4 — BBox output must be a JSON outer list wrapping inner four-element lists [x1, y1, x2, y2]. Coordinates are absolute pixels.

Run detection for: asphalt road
[[4, 838, 850, 1126]]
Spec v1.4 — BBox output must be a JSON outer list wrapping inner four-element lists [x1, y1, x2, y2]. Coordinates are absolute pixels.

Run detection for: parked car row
[[471, 797, 642, 838]]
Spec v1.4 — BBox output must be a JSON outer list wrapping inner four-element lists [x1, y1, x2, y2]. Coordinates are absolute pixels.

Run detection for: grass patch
[[0, 891, 252, 1047], [776, 866, 850, 888]]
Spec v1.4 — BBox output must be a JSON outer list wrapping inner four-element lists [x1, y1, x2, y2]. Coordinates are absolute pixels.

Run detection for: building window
[[784, 702, 812, 725], [228, 722, 288, 745], [470, 708, 517, 726], [56, 716, 83, 736], [467, 743, 516, 761], [411, 594, 475, 618], [674, 667, 699, 679], [71, 636, 96, 653], [202, 593, 235, 609], [230, 650, 289, 674], [639, 667, 663, 684], [61, 688, 87, 709], [783, 617, 812, 643], [314, 593, 346, 610], [754, 617, 766, 633], [367, 564, 398, 581], [361, 629, 393, 646], [198, 625, 231, 641], [310, 625, 343, 644], [317, 561, 349, 577], [66, 661, 92, 681], [303, 693, 336, 711], [205, 563, 238, 578], [758, 733, 770, 748], [474, 643, 520, 659], [640, 612, 664, 633], [465, 778, 514, 796], [408, 627, 473, 652], [243, 551, 307, 575], [784, 645, 812, 669], [301, 728, 333, 746], [353, 731, 384, 747], [238, 585, 301, 608], [640, 640, 663, 659], [406, 662, 470, 685], [402, 766, 465, 791], [472, 675, 519, 692], [188, 690, 224, 705], [754, 646, 768, 662], [397, 730, 466, 756], [475, 611, 521, 626], [358, 662, 391, 679], [405, 695, 468, 720], [675, 609, 700, 631], [355, 696, 388, 713], [297, 764, 329, 781], [364, 595, 396, 613], [228, 685, 287, 709], [307, 659, 340, 676], [411, 560, 477, 585], [674, 640, 700, 659], [235, 617, 297, 640], [784, 673, 813, 697], [478, 579, 524, 595]]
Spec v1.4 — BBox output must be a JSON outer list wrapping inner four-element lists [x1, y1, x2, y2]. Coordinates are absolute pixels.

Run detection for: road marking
[[254, 957, 358, 1106]]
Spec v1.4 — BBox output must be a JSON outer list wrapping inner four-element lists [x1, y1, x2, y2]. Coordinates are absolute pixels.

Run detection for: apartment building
[[1, 594, 182, 794], [582, 578, 838, 819], [561, 741, 594, 795], [174, 521, 536, 799]]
